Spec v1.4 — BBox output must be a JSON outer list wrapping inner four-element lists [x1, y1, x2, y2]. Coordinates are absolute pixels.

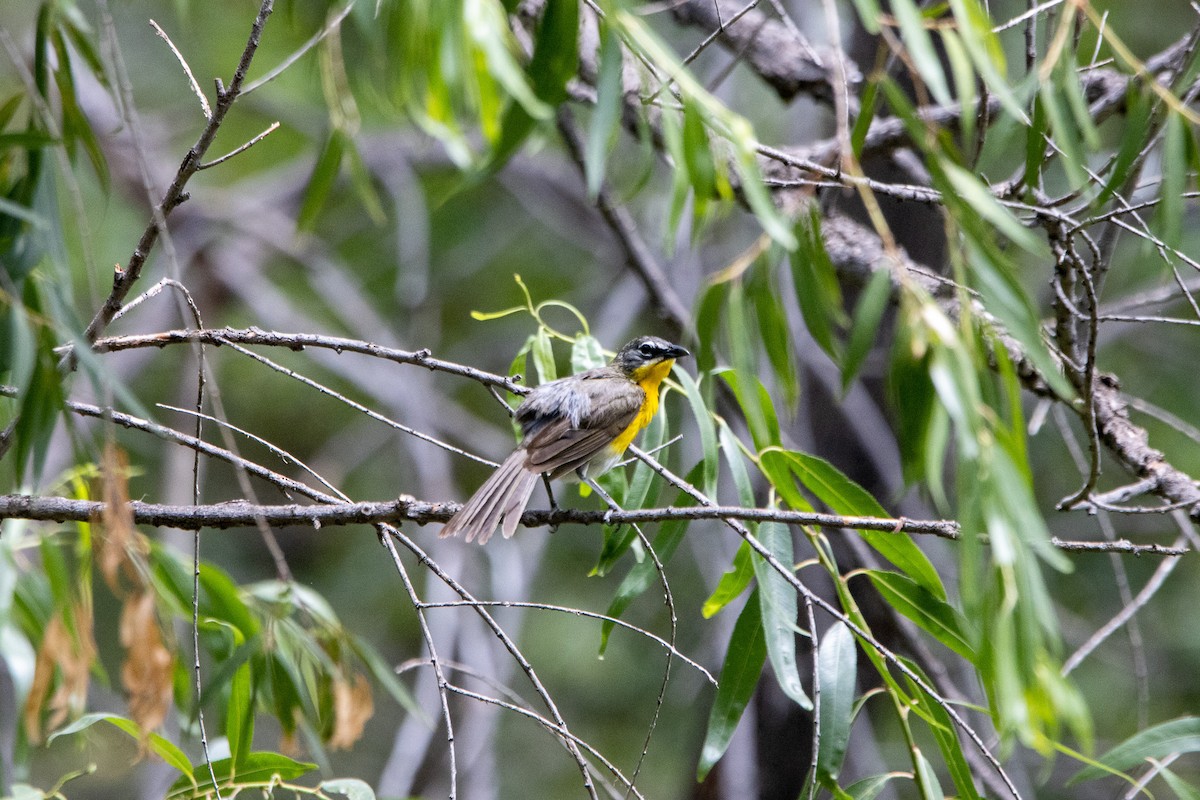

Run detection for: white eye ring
[[638, 343, 656, 357]]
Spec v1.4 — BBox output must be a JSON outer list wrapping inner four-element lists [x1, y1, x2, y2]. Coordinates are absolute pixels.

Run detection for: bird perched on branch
[[440, 335, 690, 544]]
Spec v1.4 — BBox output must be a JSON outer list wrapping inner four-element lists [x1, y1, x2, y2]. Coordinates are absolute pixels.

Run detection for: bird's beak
[[666, 343, 690, 359]]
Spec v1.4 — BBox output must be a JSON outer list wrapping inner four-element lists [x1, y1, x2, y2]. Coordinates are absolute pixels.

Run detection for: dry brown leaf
[[328, 673, 373, 750], [120, 590, 175, 744], [96, 444, 146, 595], [23, 604, 96, 743]]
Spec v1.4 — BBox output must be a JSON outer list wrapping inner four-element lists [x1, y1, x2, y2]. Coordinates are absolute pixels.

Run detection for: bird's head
[[611, 336, 690, 382]]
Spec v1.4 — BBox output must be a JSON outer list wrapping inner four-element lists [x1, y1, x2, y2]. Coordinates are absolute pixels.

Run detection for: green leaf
[[941, 161, 1044, 255], [900, 665, 981, 800], [484, 0, 577, 170], [297, 130, 347, 232], [198, 562, 260, 639], [1158, 112, 1187, 250], [891, 0, 951, 105], [1160, 767, 1200, 800], [846, 0, 882, 34], [531, 327, 556, 383], [702, 541, 754, 618], [48, 713, 194, 781], [914, 749, 944, 800], [226, 627, 253, 768], [842, 266, 892, 391], [716, 368, 780, 452], [945, 0, 1027, 121], [940, 28, 977, 154], [750, 261, 800, 408], [677, 369, 718, 497], [865, 571, 975, 662], [717, 419, 754, 506], [752, 520, 810, 709], [599, 466, 702, 653], [344, 139, 387, 225], [1071, 717, 1200, 784], [791, 207, 846, 362], [843, 773, 902, 800], [167, 752, 317, 800], [850, 79, 880, 158], [1094, 89, 1150, 210], [570, 333, 605, 373], [320, 778, 377, 800], [584, 22, 623, 196], [697, 590, 768, 781], [592, 406, 666, 576], [682, 97, 719, 210], [815, 622, 857, 785], [760, 448, 945, 598], [527, 0, 578, 105]]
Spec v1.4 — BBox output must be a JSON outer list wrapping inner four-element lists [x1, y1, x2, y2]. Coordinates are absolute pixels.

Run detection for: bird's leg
[[542, 473, 560, 533]]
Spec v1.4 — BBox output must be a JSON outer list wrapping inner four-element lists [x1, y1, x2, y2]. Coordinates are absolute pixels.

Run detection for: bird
[[440, 335, 690, 544]]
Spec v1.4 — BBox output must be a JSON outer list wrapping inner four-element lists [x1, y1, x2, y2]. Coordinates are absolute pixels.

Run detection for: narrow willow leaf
[[1158, 112, 1187, 250], [1038, 70, 1087, 190], [702, 541, 754, 618], [167, 753, 317, 800], [585, 23, 623, 197], [842, 266, 892, 392], [791, 207, 846, 362], [1023, 94, 1049, 189], [197, 563, 260, 639], [843, 774, 902, 800], [531, 327, 556, 383], [891, 0, 951, 105], [865, 571, 975, 661], [941, 161, 1044, 255], [320, 778, 377, 800], [750, 260, 800, 408], [899, 657, 982, 800], [695, 280, 726, 374], [751, 521, 810, 709], [946, 0, 1027, 121], [850, 79, 880, 158], [486, 0, 577, 168], [717, 419, 754, 506], [1094, 89, 1150, 210], [816, 622, 857, 784], [940, 28, 977, 154], [682, 97, 719, 212], [571, 333, 604, 373], [298, 130, 346, 232], [1070, 717, 1200, 784], [592, 407, 666, 576], [599, 466, 702, 653], [760, 448, 945, 598], [914, 749, 944, 800], [697, 590, 768, 781], [846, 0, 883, 34], [728, 120, 795, 248], [49, 713, 194, 780], [677, 369, 718, 497], [1160, 767, 1200, 800], [344, 139, 387, 225]]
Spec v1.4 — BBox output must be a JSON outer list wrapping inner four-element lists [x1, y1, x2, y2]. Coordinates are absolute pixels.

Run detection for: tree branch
[[0, 493, 961, 538]]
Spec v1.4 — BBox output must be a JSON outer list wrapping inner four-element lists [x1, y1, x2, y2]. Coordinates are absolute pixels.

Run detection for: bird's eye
[[638, 342, 656, 357]]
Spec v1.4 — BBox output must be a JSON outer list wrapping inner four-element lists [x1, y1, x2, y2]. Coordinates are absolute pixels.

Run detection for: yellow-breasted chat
[[440, 335, 689, 544]]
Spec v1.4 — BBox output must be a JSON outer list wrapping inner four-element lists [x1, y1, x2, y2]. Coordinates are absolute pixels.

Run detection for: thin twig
[[149, 19, 211, 119]]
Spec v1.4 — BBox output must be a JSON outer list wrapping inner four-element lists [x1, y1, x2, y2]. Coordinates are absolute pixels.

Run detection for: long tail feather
[[441, 451, 539, 544]]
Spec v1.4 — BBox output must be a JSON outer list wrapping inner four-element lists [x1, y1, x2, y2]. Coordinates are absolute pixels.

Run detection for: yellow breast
[[608, 359, 675, 455]]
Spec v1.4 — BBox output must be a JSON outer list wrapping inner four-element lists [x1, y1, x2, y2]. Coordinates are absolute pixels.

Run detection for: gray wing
[[518, 373, 644, 480]]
